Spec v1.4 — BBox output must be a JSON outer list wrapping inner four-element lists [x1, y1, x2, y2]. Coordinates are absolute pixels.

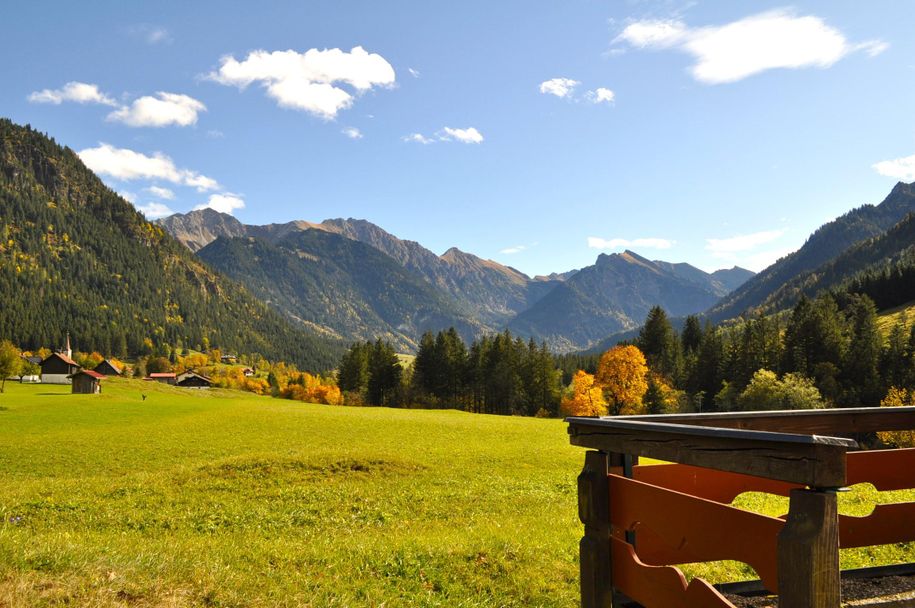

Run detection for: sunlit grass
[[1, 380, 913, 606]]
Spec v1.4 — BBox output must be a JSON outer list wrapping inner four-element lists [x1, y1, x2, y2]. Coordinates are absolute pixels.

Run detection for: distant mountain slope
[[507, 251, 726, 352], [652, 261, 754, 297], [708, 182, 915, 321], [197, 230, 484, 351], [0, 118, 340, 370], [757, 211, 915, 314]]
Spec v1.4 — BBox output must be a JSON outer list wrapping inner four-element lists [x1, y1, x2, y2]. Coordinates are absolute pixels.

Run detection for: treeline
[[337, 328, 562, 415], [631, 292, 915, 412]]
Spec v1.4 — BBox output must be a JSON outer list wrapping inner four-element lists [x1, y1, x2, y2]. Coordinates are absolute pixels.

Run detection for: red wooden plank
[[840, 502, 915, 548], [621, 463, 799, 503], [846, 449, 915, 491], [609, 474, 784, 592], [611, 537, 737, 608]]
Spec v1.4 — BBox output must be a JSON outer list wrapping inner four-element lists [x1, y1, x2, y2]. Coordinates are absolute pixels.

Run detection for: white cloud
[[206, 129, 225, 139], [705, 229, 785, 254], [117, 190, 137, 203], [588, 237, 674, 250], [146, 186, 175, 200], [77, 143, 219, 191], [873, 154, 915, 181], [743, 246, 797, 272], [586, 87, 615, 104], [500, 245, 526, 255], [539, 77, 580, 98], [615, 10, 887, 84], [408, 67, 421, 78], [194, 193, 245, 215], [615, 20, 689, 48], [342, 126, 363, 139], [107, 92, 206, 127], [128, 24, 172, 45], [440, 126, 484, 144], [207, 46, 396, 119], [136, 202, 174, 219], [403, 133, 434, 144], [28, 82, 118, 106]]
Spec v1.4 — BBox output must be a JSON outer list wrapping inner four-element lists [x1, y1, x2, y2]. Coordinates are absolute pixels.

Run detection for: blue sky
[[3, 1, 914, 276]]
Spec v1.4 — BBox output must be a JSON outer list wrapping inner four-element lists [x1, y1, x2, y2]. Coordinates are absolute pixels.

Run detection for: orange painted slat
[[624, 463, 799, 503], [609, 474, 784, 592], [840, 502, 915, 548], [846, 449, 915, 491], [611, 537, 737, 608]]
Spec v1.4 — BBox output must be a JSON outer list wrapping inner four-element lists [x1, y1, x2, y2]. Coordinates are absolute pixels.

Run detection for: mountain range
[[160, 209, 754, 352]]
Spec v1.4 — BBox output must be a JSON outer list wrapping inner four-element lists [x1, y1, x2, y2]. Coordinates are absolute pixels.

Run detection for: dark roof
[[41, 352, 78, 366], [69, 370, 105, 380], [96, 359, 122, 374], [21, 355, 42, 365]]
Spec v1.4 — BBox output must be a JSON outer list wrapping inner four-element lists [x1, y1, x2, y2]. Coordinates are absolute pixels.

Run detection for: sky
[[2, 1, 914, 276]]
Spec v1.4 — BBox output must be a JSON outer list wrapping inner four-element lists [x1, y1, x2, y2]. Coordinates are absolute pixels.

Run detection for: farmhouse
[[242, 367, 255, 378], [176, 370, 212, 388], [40, 352, 80, 384], [148, 372, 176, 385], [69, 369, 104, 394], [220, 354, 238, 364], [94, 359, 122, 376]]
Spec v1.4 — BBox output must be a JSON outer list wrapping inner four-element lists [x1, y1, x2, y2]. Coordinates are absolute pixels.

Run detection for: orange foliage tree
[[595, 345, 648, 416], [561, 370, 608, 417], [877, 387, 915, 448]]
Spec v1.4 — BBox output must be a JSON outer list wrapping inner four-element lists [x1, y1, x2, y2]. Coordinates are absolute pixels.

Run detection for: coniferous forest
[[0, 119, 342, 369]]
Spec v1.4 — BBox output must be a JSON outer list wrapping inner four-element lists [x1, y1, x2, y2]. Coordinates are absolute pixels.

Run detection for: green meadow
[[0, 380, 912, 607]]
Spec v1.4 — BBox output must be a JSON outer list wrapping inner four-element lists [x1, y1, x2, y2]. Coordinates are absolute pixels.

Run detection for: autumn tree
[[0, 340, 23, 393], [561, 370, 607, 417], [877, 387, 915, 448], [595, 345, 648, 416]]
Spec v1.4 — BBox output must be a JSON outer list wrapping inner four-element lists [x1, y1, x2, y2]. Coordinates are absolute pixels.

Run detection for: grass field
[[1, 379, 913, 607]]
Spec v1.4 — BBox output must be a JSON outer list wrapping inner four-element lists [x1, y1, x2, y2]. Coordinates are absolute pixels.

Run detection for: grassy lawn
[[1, 380, 913, 607]]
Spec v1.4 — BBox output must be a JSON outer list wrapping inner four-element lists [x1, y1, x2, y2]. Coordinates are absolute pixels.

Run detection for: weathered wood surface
[[777, 489, 840, 608], [621, 406, 915, 435], [567, 417, 854, 487], [579, 450, 613, 608]]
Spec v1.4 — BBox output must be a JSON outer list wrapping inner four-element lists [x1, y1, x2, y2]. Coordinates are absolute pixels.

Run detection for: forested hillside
[[708, 182, 915, 321], [0, 119, 340, 369]]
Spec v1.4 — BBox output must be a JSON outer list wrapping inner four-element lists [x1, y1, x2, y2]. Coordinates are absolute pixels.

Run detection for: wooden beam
[[567, 418, 854, 487], [777, 489, 840, 608], [620, 406, 915, 435], [578, 450, 614, 608]]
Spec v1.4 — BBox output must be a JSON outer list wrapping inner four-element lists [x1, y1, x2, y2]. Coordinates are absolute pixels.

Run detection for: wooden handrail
[[567, 416, 855, 487], [620, 406, 915, 435]]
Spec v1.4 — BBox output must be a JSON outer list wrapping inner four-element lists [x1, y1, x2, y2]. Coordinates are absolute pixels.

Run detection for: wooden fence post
[[777, 488, 840, 608], [579, 450, 613, 608]]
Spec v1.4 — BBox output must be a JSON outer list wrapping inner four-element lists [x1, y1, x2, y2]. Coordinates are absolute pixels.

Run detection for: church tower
[[65, 332, 72, 359]]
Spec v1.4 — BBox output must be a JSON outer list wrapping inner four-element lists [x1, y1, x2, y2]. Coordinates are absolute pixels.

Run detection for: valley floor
[[0, 380, 912, 607]]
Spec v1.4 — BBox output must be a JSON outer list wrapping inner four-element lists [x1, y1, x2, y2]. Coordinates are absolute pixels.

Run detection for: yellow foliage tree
[[561, 370, 608, 417], [595, 345, 649, 416], [877, 387, 915, 448]]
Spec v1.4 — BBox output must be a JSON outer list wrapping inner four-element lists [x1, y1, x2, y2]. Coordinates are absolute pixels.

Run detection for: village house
[[94, 359, 122, 376], [39, 334, 79, 384], [69, 369, 104, 394], [176, 370, 212, 388], [40, 353, 80, 384], [220, 354, 238, 364], [242, 367, 255, 378]]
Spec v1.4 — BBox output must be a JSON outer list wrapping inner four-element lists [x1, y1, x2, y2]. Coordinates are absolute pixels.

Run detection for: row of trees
[[621, 293, 915, 412], [338, 329, 562, 415]]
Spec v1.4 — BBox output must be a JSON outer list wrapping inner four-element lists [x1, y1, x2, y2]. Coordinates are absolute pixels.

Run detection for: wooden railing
[[566, 407, 915, 608]]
